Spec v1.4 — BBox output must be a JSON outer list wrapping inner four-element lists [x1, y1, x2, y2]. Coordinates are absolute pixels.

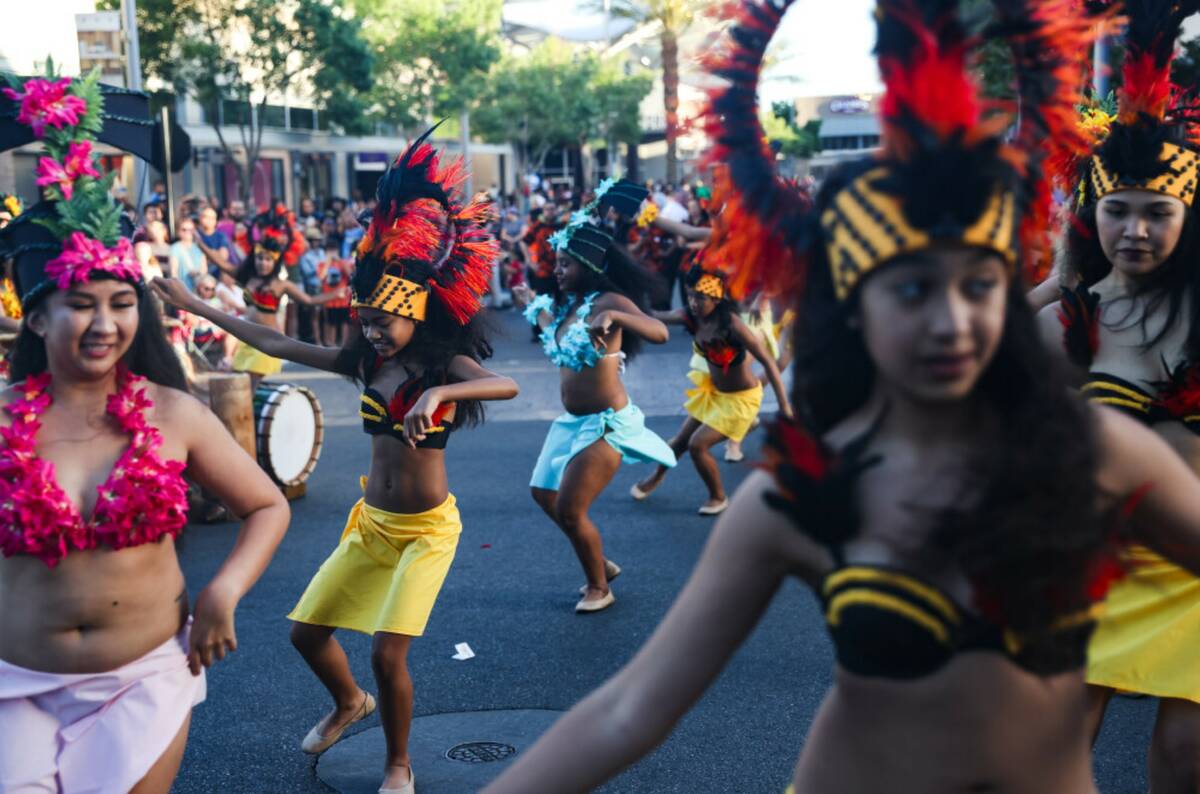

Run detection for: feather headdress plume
[[703, 0, 1099, 299], [1082, 0, 1200, 206], [352, 125, 498, 325]]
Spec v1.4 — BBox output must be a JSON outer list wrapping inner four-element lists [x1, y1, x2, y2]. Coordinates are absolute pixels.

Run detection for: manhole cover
[[446, 741, 516, 763]]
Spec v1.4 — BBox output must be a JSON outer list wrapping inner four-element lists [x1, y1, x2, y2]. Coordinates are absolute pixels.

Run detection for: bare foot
[[380, 763, 412, 791]]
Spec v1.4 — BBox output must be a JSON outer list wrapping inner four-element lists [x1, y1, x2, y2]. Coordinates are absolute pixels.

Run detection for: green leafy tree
[[116, 0, 373, 205], [474, 40, 650, 189], [765, 101, 821, 159], [596, 0, 708, 185], [352, 0, 501, 132]]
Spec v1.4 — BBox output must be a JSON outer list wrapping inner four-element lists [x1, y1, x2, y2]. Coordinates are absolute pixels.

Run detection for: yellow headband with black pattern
[[693, 273, 725, 300], [352, 273, 429, 322], [820, 166, 1018, 301], [1089, 143, 1200, 207]]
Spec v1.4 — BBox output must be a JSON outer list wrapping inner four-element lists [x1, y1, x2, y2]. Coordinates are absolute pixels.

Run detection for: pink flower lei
[[0, 368, 189, 568]]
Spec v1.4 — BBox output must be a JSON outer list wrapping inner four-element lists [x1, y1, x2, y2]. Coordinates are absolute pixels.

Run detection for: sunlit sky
[[502, 0, 882, 99]]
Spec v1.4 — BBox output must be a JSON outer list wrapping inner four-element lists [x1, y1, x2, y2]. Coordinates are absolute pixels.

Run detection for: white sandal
[[698, 499, 729, 516]]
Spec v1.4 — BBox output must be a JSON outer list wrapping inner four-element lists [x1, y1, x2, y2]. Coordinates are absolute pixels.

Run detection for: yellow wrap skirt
[[683, 370, 763, 442], [288, 493, 462, 637], [232, 341, 283, 376], [1087, 544, 1200, 703]]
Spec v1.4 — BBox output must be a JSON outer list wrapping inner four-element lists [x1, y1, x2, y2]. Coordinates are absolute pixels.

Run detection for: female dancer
[[632, 264, 791, 514], [155, 129, 517, 794], [1040, 2, 1200, 788], [512, 189, 675, 613], [484, 2, 1200, 792], [231, 208, 342, 386], [0, 69, 289, 792]]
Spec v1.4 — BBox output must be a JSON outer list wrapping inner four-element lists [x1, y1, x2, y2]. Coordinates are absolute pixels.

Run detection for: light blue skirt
[[530, 402, 677, 491]]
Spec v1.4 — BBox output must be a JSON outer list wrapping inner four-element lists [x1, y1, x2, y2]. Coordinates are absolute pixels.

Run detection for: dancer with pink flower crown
[[0, 68, 290, 793]]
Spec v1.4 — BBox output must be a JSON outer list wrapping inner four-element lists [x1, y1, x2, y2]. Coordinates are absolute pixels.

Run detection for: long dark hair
[[561, 243, 660, 361], [333, 305, 494, 428], [792, 163, 1109, 669], [681, 267, 736, 336], [10, 281, 188, 391], [1064, 200, 1200, 358]]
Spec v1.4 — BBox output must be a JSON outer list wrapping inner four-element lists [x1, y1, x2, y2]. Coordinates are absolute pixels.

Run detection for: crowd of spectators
[[115, 185, 365, 377]]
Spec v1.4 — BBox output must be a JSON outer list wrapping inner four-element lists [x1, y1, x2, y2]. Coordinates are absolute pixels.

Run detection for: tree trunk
[[662, 27, 680, 186]]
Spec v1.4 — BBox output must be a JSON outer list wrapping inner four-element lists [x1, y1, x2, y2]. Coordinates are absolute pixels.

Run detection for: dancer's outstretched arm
[[151, 277, 343, 372], [731, 314, 793, 420], [591, 293, 670, 345], [482, 471, 821, 792], [653, 215, 712, 242], [1097, 406, 1200, 576]]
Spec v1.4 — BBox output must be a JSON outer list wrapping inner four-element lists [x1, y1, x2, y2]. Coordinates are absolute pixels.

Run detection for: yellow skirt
[[232, 341, 283, 376], [1087, 544, 1200, 703], [683, 370, 763, 442], [288, 493, 462, 637]]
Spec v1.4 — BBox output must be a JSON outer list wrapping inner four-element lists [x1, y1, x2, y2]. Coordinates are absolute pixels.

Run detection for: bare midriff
[[0, 540, 187, 674], [790, 656, 1095, 794], [364, 434, 452, 514], [559, 339, 629, 417]]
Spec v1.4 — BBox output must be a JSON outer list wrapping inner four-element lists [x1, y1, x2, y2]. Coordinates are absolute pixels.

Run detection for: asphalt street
[[173, 307, 1156, 793]]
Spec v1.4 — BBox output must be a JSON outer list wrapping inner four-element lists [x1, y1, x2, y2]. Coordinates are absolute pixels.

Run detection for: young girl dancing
[[484, 2, 1200, 791], [512, 181, 675, 613], [632, 263, 791, 514], [1042, 2, 1200, 788], [155, 128, 517, 794]]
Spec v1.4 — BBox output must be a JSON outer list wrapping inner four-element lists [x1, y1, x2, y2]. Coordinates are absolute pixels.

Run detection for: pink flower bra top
[[0, 369, 189, 567]]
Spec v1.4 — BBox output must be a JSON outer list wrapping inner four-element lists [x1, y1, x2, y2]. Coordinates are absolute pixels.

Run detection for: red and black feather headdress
[[702, 0, 1100, 299], [352, 125, 498, 325], [1080, 0, 1200, 206]]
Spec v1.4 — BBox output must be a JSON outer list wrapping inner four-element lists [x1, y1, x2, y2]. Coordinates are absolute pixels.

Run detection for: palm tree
[[601, 0, 706, 185]]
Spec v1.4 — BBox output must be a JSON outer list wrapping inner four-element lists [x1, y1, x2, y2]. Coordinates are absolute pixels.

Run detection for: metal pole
[[1094, 31, 1110, 97], [121, 0, 148, 209], [460, 109, 473, 196], [160, 106, 175, 237]]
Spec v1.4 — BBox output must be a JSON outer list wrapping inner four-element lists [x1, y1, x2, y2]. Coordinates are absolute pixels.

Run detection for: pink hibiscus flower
[[2, 78, 87, 139], [35, 157, 72, 200], [45, 233, 141, 290], [35, 141, 100, 200]]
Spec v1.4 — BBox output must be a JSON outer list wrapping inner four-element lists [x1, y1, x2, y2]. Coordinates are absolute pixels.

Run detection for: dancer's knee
[[371, 638, 411, 680], [289, 621, 331, 654]]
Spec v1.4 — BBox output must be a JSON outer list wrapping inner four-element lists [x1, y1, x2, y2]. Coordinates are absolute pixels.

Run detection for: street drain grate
[[446, 741, 516, 763]]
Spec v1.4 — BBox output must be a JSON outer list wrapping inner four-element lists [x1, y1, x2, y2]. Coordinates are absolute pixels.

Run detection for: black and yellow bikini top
[[762, 419, 1097, 680], [1060, 285, 1200, 434], [684, 314, 747, 374], [244, 285, 281, 314], [360, 368, 458, 449]]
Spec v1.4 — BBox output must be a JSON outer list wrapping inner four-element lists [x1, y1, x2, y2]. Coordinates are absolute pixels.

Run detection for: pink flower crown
[[45, 232, 141, 291]]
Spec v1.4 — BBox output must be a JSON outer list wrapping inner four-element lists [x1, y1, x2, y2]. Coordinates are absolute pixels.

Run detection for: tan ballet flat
[[575, 590, 616, 613], [578, 559, 622, 594], [378, 765, 414, 794], [301, 692, 376, 755]]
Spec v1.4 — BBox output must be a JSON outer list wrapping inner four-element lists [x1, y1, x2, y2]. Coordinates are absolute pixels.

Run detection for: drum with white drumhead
[[253, 383, 324, 488]]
